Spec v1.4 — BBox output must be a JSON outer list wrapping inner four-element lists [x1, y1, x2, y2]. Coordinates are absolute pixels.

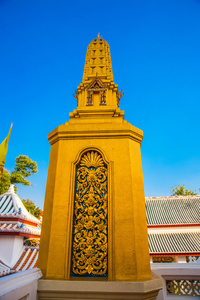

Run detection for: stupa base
[[37, 272, 163, 300]]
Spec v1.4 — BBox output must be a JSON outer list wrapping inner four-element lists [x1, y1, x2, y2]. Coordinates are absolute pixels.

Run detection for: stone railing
[[0, 268, 42, 300], [151, 263, 200, 299], [0, 264, 199, 300]]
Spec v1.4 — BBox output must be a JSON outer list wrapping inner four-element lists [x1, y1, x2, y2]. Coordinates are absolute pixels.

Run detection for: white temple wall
[[177, 256, 187, 263], [0, 236, 24, 267]]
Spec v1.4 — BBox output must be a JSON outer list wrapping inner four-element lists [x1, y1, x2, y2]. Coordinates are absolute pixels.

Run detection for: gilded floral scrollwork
[[71, 151, 108, 277]]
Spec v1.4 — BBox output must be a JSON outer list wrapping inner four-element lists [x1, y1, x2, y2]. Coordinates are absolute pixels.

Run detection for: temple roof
[[0, 186, 41, 277], [12, 247, 38, 272], [145, 196, 200, 225], [0, 222, 41, 236], [0, 185, 41, 226], [0, 247, 39, 277], [148, 232, 200, 254], [0, 260, 15, 277]]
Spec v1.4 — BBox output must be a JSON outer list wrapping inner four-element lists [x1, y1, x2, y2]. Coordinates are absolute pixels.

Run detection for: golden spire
[[71, 36, 124, 118], [82, 36, 114, 84]]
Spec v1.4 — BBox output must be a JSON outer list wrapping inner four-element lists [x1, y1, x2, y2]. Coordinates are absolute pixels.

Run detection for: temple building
[[0, 185, 41, 277], [147, 195, 200, 263]]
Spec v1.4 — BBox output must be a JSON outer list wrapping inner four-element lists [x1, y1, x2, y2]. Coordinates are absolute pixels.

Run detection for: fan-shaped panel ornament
[[80, 151, 104, 168]]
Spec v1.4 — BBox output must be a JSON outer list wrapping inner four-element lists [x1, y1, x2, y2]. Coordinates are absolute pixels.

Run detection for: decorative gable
[[86, 75, 107, 91]]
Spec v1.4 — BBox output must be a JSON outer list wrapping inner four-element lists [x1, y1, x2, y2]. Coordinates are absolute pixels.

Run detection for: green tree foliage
[[171, 184, 197, 196], [22, 199, 42, 218], [0, 155, 38, 194], [11, 155, 38, 186]]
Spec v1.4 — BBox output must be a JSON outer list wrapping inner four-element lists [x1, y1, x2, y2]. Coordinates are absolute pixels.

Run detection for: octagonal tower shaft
[[38, 36, 151, 282]]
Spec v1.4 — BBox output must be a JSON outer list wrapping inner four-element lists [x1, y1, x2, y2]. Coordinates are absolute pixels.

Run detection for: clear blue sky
[[1, 0, 200, 208]]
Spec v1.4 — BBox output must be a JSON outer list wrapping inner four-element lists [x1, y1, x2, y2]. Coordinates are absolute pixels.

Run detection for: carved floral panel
[[166, 280, 200, 296], [71, 151, 108, 277]]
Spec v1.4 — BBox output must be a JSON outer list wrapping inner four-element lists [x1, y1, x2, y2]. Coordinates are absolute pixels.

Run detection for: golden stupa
[[38, 35, 158, 290]]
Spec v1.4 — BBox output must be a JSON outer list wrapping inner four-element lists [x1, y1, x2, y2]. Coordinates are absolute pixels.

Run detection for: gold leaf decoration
[[80, 151, 104, 168], [71, 151, 108, 277]]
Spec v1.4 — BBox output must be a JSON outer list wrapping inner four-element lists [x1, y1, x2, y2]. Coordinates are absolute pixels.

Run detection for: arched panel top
[[73, 146, 111, 167]]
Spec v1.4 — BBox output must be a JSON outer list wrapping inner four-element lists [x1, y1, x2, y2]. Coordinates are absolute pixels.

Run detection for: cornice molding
[[48, 124, 143, 146]]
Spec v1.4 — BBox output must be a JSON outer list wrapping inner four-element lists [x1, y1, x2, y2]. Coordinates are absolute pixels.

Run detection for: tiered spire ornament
[[82, 36, 114, 84], [71, 35, 124, 118]]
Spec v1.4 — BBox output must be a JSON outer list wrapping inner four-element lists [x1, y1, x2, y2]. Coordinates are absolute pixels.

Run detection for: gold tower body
[[38, 36, 152, 282]]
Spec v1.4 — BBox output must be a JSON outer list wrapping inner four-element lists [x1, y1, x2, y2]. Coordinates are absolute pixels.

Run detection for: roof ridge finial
[[97, 32, 100, 39], [7, 184, 15, 194]]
